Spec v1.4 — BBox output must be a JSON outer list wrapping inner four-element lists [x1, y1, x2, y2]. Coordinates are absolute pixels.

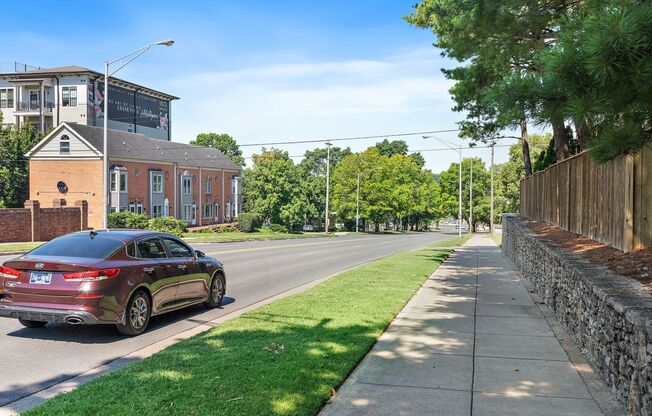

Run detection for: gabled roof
[[0, 65, 178, 101], [28, 123, 242, 172]]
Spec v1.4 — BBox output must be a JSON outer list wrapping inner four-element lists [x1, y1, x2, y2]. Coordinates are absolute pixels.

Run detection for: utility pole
[[490, 140, 495, 236], [324, 142, 332, 234], [469, 160, 473, 234], [458, 148, 462, 238], [356, 172, 360, 233]]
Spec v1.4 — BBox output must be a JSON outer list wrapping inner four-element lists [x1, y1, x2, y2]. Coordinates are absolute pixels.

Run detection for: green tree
[[332, 148, 441, 232], [406, 0, 579, 172], [242, 148, 311, 228], [298, 146, 351, 225], [0, 122, 39, 208], [374, 139, 409, 157], [191, 133, 244, 166], [438, 158, 491, 231], [494, 134, 549, 215]]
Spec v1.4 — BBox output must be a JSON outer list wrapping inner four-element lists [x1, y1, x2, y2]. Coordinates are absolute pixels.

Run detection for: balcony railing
[[16, 101, 54, 112]]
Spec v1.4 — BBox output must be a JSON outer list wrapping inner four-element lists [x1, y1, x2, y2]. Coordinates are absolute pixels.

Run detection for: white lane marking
[[298, 251, 319, 256], [205, 237, 374, 256]]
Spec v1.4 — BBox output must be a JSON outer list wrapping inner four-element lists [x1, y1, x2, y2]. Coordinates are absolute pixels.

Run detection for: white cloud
[[165, 47, 516, 172]]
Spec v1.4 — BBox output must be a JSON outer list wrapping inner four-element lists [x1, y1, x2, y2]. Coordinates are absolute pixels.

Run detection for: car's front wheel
[[18, 318, 47, 328], [203, 273, 225, 309], [116, 290, 151, 336]]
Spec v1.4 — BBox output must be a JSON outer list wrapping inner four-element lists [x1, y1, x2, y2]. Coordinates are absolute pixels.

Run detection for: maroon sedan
[[0, 230, 226, 336]]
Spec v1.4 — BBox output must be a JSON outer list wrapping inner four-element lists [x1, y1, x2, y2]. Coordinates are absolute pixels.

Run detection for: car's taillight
[[63, 268, 120, 281], [0, 266, 21, 279]]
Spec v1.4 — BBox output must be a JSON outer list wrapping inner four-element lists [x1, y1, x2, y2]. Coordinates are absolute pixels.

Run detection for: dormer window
[[59, 135, 70, 154]]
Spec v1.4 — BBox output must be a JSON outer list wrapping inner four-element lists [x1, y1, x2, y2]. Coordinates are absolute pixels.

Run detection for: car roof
[[67, 229, 173, 243]]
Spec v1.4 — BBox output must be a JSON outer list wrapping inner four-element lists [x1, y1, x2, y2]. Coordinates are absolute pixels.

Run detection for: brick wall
[[0, 200, 89, 243], [0, 208, 32, 243]]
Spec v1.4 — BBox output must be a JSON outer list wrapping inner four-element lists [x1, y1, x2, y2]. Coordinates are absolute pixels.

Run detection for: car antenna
[[89, 230, 98, 239]]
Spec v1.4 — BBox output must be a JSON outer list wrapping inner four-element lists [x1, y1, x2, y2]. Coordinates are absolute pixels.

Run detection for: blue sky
[[1, 0, 520, 172]]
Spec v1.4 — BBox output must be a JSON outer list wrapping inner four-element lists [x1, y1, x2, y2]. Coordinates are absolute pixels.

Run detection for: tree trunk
[[552, 119, 570, 160], [520, 120, 533, 176], [574, 118, 590, 151]]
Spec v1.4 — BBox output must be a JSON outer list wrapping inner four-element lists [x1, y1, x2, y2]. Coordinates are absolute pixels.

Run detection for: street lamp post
[[469, 160, 473, 234], [102, 40, 174, 229], [423, 135, 463, 237], [490, 140, 495, 236]]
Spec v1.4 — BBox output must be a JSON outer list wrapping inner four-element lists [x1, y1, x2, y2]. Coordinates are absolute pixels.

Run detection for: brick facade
[[29, 159, 103, 229], [26, 123, 242, 231], [0, 200, 89, 243]]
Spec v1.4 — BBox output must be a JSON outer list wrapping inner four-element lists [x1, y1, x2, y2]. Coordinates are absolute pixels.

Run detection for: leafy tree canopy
[[191, 133, 245, 166]]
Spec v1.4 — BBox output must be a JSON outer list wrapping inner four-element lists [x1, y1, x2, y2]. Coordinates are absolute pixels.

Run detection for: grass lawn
[[491, 231, 502, 247], [183, 230, 334, 243], [0, 241, 42, 254], [25, 235, 468, 416]]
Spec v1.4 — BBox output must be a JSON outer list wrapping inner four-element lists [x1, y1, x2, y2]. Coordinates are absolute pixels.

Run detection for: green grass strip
[[25, 235, 468, 416], [0, 242, 42, 254]]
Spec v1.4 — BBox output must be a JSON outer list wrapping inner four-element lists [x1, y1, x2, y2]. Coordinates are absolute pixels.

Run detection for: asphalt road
[[0, 231, 453, 407]]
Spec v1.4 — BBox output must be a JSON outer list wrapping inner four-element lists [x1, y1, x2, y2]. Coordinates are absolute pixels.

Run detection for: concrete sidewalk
[[320, 235, 623, 416]]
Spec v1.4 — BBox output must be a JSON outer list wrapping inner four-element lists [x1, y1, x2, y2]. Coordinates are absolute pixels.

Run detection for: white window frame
[[59, 135, 70, 154], [152, 205, 163, 218], [129, 203, 136, 213], [182, 176, 192, 195], [110, 172, 118, 192], [62, 86, 77, 107], [119, 172, 128, 193], [203, 202, 212, 219], [183, 204, 192, 221], [137, 203, 143, 215], [151, 172, 163, 194], [0, 88, 14, 109], [205, 178, 211, 194]]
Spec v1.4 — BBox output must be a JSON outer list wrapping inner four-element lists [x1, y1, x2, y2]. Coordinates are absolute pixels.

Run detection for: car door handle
[[177, 265, 187, 270], [143, 267, 155, 273]]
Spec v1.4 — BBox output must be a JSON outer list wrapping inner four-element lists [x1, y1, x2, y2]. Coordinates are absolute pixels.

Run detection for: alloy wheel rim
[[130, 296, 148, 329], [212, 278, 223, 303]]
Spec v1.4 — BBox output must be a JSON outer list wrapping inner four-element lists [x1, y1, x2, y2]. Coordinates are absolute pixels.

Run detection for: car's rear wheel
[[18, 318, 47, 328], [203, 273, 225, 308], [116, 290, 151, 336]]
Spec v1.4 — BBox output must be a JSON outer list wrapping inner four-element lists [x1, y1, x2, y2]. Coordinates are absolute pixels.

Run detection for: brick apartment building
[[26, 122, 242, 230]]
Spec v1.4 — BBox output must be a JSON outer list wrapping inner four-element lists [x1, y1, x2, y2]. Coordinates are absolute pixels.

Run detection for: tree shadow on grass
[[24, 250, 453, 416]]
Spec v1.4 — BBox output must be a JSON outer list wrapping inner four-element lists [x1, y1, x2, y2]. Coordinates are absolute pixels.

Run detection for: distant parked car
[[302, 223, 315, 232], [0, 230, 226, 336]]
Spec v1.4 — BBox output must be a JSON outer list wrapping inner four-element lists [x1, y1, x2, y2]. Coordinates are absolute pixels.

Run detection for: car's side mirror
[[195, 250, 206, 259]]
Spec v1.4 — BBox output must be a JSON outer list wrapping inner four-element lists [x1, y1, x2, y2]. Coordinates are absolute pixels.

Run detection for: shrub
[[267, 223, 288, 233], [107, 212, 148, 229], [216, 226, 238, 233], [148, 217, 187, 237], [237, 213, 260, 232]]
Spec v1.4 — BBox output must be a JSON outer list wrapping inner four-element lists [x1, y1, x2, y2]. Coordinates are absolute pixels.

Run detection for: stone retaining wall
[[502, 214, 652, 416]]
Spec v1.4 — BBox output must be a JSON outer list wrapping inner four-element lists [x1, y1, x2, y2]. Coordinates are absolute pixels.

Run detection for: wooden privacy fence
[[520, 145, 651, 252]]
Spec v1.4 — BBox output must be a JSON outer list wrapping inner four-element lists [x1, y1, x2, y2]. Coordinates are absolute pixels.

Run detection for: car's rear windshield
[[28, 234, 125, 259]]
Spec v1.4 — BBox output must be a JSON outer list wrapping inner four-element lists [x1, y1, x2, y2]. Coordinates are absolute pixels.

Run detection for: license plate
[[30, 272, 52, 285]]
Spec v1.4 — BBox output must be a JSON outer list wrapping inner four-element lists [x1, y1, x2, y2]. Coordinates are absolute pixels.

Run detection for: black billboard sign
[[88, 79, 169, 132]]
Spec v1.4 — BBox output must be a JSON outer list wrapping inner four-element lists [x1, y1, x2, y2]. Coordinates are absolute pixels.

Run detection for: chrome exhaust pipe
[[65, 316, 83, 325]]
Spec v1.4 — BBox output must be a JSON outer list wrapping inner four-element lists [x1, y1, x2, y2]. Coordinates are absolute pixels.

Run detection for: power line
[[238, 129, 461, 147], [242, 143, 513, 159]]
